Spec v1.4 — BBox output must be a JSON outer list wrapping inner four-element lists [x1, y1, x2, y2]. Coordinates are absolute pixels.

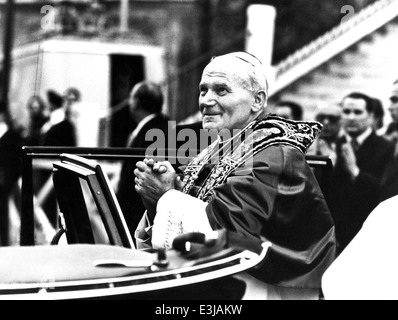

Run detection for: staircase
[[269, 1, 398, 124]]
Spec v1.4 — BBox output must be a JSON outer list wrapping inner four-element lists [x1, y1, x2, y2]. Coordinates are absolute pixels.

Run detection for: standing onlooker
[[62, 87, 81, 120], [331, 92, 395, 255], [380, 79, 398, 202], [384, 79, 398, 143], [62, 87, 100, 147], [271, 100, 303, 121], [0, 108, 23, 246], [40, 89, 76, 147], [371, 97, 385, 134], [312, 103, 343, 165], [115, 81, 169, 238], [39, 89, 77, 227], [308, 103, 343, 207], [25, 95, 49, 146]]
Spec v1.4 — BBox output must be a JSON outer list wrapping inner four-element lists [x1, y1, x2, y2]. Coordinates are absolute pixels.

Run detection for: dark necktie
[[351, 138, 359, 155]]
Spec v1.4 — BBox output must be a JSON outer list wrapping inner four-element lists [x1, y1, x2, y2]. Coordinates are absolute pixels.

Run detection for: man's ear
[[252, 90, 267, 112]]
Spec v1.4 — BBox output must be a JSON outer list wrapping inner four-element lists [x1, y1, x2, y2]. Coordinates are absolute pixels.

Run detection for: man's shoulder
[[47, 119, 74, 132], [254, 115, 322, 154], [148, 114, 170, 127], [367, 132, 395, 151]]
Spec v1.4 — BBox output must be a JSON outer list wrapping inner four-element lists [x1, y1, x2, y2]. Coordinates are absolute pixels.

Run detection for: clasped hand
[[134, 158, 184, 219]]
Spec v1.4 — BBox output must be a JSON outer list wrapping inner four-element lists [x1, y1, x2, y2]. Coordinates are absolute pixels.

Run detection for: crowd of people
[[271, 82, 398, 255], [0, 106, 24, 246], [0, 87, 81, 243], [313, 91, 397, 254], [1, 49, 398, 299]]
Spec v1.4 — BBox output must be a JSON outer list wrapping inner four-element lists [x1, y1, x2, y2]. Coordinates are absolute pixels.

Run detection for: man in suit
[[0, 110, 23, 246], [39, 90, 77, 227], [380, 79, 398, 202], [384, 79, 398, 141], [331, 92, 395, 255], [311, 103, 343, 165], [115, 81, 169, 238], [41, 89, 77, 147]]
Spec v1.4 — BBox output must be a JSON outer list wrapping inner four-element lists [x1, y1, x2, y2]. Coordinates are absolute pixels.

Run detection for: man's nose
[[346, 112, 357, 120], [200, 91, 217, 107]]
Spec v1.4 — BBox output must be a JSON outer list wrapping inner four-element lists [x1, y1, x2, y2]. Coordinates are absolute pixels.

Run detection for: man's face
[[198, 59, 258, 132], [341, 97, 372, 137], [388, 83, 398, 123], [315, 105, 342, 140]]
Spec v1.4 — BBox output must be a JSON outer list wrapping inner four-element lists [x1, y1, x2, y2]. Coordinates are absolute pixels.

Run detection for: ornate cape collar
[[250, 113, 322, 153]]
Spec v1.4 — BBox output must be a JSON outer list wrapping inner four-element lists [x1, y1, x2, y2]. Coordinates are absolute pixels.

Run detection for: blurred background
[[1, 0, 397, 147], [1, 0, 398, 246]]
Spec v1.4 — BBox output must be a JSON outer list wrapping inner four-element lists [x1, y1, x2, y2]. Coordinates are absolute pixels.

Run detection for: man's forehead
[[202, 57, 250, 81], [317, 105, 342, 116], [342, 97, 367, 108], [200, 70, 231, 83], [216, 52, 264, 68]]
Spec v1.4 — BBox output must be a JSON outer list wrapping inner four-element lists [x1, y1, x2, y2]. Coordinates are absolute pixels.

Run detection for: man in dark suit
[[330, 92, 395, 255], [0, 110, 23, 246], [384, 79, 398, 140], [115, 81, 169, 238], [41, 89, 77, 147], [38, 90, 77, 227], [380, 79, 398, 202]]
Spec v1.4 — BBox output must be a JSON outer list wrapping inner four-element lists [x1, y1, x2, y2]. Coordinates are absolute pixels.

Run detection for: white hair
[[210, 52, 269, 97]]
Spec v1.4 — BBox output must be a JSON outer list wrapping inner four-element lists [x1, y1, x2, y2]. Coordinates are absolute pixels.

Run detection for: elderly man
[[133, 52, 336, 299]]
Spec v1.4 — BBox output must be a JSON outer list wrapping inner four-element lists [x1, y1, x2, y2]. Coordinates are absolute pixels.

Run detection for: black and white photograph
[[0, 0, 398, 304]]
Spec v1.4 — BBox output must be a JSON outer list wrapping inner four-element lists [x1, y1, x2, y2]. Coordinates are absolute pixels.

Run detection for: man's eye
[[216, 87, 228, 95], [199, 87, 208, 95]]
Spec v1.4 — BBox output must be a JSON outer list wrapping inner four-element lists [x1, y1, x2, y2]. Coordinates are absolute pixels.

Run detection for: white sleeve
[[151, 190, 213, 249]]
